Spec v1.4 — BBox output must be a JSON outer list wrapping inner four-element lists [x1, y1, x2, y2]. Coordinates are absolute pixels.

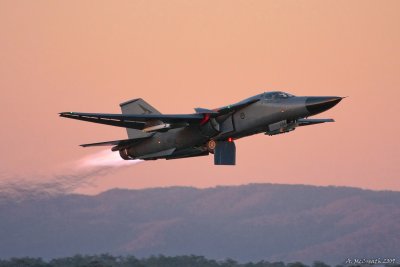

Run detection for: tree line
[[0, 254, 398, 267]]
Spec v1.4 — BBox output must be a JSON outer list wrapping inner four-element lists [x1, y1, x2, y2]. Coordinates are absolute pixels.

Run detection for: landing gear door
[[214, 141, 236, 165]]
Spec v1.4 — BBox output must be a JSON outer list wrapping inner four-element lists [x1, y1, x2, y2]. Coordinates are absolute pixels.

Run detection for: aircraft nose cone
[[306, 96, 342, 116]]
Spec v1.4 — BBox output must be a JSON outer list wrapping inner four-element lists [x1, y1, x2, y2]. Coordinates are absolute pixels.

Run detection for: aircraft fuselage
[[60, 91, 343, 165]]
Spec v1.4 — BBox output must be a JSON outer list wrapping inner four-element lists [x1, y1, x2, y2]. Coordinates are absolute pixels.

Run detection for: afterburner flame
[[78, 149, 142, 168]]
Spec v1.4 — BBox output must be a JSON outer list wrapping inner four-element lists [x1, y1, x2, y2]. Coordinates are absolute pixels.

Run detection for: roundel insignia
[[240, 112, 245, 119], [207, 140, 216, 151]]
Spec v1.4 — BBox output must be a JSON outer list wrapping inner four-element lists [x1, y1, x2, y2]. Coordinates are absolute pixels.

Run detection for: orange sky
[[1, 0, 399, 194]]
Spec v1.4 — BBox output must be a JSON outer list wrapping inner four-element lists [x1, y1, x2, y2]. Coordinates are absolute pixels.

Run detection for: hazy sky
[[1, 0, 399, 194]]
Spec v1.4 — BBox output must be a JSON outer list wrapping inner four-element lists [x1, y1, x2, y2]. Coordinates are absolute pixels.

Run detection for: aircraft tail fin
[[120, 98, 161, 138]]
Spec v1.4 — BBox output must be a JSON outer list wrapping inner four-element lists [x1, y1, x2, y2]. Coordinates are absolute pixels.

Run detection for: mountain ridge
[[0, 183, 399, 264]]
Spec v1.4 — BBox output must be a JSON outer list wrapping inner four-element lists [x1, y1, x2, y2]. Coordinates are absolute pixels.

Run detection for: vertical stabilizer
[[120, 98, 161, 138]]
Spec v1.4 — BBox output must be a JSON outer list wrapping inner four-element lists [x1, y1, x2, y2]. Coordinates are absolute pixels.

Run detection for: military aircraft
[[60, 91, 343, 165]]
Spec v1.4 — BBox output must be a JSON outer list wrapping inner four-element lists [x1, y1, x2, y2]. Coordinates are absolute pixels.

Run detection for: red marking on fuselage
[[200, 113, 210, 125]]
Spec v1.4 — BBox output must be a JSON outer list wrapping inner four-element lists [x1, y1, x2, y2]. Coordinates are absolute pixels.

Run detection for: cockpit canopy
[[264, 91, 295, 100], [228, 91, 296, 109]]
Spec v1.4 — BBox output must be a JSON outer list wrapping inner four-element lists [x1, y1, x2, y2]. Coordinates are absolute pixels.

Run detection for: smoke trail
[[0, 150, 142, 201]]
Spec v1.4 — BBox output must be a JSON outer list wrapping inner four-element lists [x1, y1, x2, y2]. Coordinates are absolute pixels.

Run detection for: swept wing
[[59, 112, 204, 130]]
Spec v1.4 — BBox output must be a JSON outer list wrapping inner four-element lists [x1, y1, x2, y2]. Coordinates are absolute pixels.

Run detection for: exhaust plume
[[78, 149, 141, 168], [0, 150, 142, 201]]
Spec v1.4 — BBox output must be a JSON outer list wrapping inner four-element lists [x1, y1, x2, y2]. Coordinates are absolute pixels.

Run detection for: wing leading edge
[[59, 112, 204, 130]]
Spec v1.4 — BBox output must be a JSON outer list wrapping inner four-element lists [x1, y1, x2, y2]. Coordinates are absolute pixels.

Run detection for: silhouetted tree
[[313, 261, 330, 267], [0, 257, 49, 267], [220, 258, 239, 267], [270, 261, 287, 267], [287, 262, 309, 267], [0, 255, 335, 267]]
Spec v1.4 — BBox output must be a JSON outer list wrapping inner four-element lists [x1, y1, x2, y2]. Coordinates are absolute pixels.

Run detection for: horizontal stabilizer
[[80, 134, 154, 151], [81, 139, 129, 147]]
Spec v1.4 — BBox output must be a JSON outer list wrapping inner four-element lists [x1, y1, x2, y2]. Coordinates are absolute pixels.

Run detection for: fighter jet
[[60, 91, 343, 165]]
